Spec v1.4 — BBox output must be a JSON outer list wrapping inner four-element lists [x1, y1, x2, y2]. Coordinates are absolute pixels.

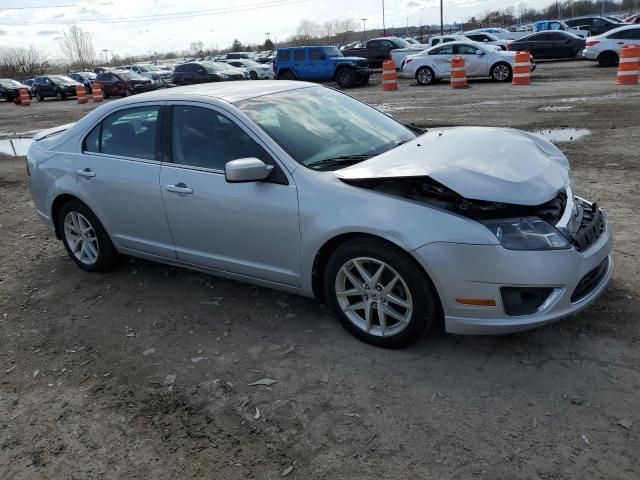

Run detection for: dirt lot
[[1, 61, 639, 479]]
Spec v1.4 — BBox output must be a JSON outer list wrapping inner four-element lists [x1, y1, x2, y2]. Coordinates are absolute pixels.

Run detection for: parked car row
[[0, 78, 32, 101]]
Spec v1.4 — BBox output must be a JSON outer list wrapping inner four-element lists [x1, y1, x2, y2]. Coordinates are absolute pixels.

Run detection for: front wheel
[[277, 70, 296, 80], [58, 200, 118, 272], [56, 91, 65, 101], [335, 68, 357, 89], [491, 62, 512, 82], [35, 92, 44, 102], [249, 70, 258, 80], [324, 238, 439, 348], [415, 66, 435, 85]]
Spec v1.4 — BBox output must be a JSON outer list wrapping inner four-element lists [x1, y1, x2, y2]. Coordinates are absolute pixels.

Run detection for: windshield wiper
[[307, 155, 372, 170]]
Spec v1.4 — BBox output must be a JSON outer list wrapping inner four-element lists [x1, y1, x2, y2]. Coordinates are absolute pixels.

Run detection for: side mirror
[[476, 50, 485, 55], [225, 158, 274, 183]]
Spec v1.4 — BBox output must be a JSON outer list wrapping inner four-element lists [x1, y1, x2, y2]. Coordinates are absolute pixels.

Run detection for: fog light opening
[[455, 298, 497, 307], [500, 287, 555, 316]]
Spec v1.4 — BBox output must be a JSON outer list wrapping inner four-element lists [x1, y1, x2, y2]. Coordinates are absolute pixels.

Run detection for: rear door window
[[83, 106, 160, 160], [293, 49, 306, 61], [430, 45, 454, 55]]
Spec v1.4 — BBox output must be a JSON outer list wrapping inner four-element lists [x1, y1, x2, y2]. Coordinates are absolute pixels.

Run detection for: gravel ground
[[1, 60, 639, 479]]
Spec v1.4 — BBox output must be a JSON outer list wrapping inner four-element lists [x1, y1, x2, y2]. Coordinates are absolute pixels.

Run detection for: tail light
[[586, 40, 600, 47]]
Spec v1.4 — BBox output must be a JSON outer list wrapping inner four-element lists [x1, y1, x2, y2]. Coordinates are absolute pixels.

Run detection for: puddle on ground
[[0, 138, 32, 156], [538, 105, 574, 112], [534, 128, 590, 143]]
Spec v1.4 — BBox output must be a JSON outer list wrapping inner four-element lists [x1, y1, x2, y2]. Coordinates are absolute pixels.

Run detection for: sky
[[0, 0, 554, 60]]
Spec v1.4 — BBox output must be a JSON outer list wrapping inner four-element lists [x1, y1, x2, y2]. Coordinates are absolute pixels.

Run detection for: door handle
[[617, 42, 624, 45], [166, 183, 193, 194], [76, 168, 96, 178]]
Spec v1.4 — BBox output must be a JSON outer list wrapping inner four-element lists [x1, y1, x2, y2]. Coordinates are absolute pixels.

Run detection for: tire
[[597, 51, 618, 67], [123, 88, 132, 97], [35, 92, 44, 102], [415, 66, 435, 85], [277, 70, 296, 80], [335, 68, 357, 89], [249, 70, 258, 80], [58, 200, 118, 273], [323, 238, 439, 348], [490, 62, 512, 82], [56, 90, 64, 101]]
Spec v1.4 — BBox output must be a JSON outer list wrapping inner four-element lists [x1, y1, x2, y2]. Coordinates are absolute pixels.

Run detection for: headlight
[[219, 73, 229, 79], [152, 73, 159, 80], [483, 217, 570, 251]]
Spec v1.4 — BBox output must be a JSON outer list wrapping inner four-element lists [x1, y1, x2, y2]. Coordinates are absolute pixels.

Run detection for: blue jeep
[[274, 46, 371, 89]]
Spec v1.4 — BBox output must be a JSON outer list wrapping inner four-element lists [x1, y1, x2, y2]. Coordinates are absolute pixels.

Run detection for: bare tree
[[0, 47, 50, 79], [189, 41, 204, 56], [296, 19, 321, 42], [59, 24, 95, 70]]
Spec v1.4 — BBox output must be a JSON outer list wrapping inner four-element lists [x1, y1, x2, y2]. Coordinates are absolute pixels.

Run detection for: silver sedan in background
[[27, 82, 612, 348]]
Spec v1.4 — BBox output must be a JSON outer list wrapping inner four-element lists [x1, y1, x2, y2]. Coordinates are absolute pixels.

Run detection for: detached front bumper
[[412, 208, 613, 335], [582, 48, 599, 61]]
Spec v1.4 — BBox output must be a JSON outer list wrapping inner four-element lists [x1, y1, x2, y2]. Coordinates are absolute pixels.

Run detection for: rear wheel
[[56, 90, 64, 101], [249, 70, 258, 80], [415, 66, 435, 85], [335, 68, 357, 89], [35, 92, 44, 102], [277, 70, 296, 80], [490, 62, 512, 82], [58, 200, 118, 272], [324, 238, 438, 348], [598, 51, 619, 67]]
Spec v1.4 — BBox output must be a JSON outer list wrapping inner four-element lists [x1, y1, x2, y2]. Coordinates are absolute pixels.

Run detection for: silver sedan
[[27, 81, 613, 347]]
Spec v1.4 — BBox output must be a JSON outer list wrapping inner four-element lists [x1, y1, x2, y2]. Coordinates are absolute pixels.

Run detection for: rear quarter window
[[278, 50, 291, 62]]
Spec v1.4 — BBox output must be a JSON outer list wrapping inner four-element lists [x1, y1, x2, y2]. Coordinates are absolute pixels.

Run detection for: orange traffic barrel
[[76, 84, 88, 104], [616, 44, 640, 85], [382, 59, 398, 91], [16, 88, 31, 106], [512, 51, 531, 85], [91, 82, 104, 102], [450, 56, 468, 88]]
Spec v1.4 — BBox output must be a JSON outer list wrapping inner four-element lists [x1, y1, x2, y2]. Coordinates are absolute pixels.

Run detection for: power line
[[0, 3, 109, 11], [0, 0, 310, 25]]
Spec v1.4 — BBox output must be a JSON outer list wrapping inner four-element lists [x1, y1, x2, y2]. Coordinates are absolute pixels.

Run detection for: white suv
[[582, 25, 640, 66]]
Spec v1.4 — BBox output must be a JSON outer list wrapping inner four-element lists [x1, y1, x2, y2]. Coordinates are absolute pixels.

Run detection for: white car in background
[[400, 41, 534, 85], [464, 31, 510, 50], [224, 59, 274, 79], [582, 24, 640, 66], [118, 64, 173, 84]]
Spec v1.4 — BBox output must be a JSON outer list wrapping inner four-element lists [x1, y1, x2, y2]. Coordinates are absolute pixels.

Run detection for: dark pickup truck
[[341, 37, 412, 68]]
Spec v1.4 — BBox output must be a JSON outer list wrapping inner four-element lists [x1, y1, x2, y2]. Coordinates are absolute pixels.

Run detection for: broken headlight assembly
[[483, 217, 570, 251]]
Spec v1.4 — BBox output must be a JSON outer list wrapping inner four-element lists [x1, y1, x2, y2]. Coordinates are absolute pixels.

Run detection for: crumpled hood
[[335, 127, 570, 206]]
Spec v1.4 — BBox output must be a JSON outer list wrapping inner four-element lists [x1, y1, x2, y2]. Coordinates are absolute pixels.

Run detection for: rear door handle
[[617, 42, 625, 45], [166, 183, 193, 194], [76, 168, 96, 178]]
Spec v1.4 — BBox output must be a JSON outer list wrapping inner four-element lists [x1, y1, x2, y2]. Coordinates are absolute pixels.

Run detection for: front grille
[[571, 257, 609, 303], [572, 202, 605, 252], [357, 60, 369, 68]]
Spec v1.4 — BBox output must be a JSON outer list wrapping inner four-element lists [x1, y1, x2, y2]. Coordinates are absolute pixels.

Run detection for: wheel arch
[[310, 232, 443, 315], [332, 64, 356, 79], [50, 193, 104, 240], [276, 67, 297, 79]]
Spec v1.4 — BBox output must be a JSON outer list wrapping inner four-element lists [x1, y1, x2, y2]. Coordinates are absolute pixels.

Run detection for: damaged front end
[[342, 176, 605, 252]]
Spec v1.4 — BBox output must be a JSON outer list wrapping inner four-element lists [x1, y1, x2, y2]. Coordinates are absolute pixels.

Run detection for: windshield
[[138, 65, 154, 72], [242, 59, 260, 66], [202, 62, 229, 72], [236, 87, 416, 169], [50, 75, 77, 85], [0, 79, 23, 87], [326, 46, 342, 57], [118, 71, 145, 80], [392, 38, 410, 47]]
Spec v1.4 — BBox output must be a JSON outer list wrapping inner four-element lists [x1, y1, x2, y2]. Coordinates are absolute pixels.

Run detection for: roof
[[134, 80, 315, 104]]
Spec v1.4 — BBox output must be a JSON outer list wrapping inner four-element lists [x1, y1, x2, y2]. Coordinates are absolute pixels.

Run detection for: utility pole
[[601, 0, 605, 16], [361, 18, 367, 42], [382, 0, 386, 36], [440, 0, 444, 35]]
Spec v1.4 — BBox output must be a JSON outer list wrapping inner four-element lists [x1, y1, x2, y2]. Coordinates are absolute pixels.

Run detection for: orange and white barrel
[[450, 56, 468, 88], [91, 82, 104, 102], [17, 88, 31, 106], [76, 84, 88, 104], [616, 44, 640, 85], [382, 59, 398, 91], [512, 51, 531, 85]]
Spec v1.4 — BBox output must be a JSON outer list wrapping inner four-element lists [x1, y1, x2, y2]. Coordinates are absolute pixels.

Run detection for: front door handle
[[166, 183, 193, 194], [76, 168, 96, 178]]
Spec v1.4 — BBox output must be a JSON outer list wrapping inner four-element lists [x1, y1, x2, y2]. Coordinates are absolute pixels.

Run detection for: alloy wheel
[[493, 64, 511, 81], [417, 68, 433, 85], [335, 257, 413, 337], [63, 211, 99, 266]]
